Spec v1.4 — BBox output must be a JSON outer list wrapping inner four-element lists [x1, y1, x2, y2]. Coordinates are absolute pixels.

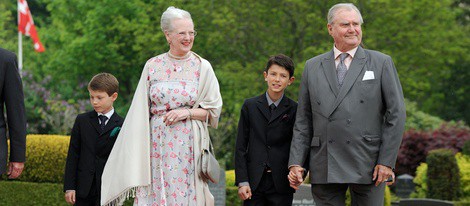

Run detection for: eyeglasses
[[174, 31, 197, 37]]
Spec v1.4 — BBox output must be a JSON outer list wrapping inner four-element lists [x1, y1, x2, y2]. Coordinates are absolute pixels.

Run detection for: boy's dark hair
[[264, 54, 295, 77], [88, 73, 119, 96]]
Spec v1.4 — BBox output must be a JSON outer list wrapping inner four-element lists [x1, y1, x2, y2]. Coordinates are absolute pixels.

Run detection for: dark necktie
[[337, 53, 349, 87], [269, 103, 276, 117], [98, 115, 108, 131]]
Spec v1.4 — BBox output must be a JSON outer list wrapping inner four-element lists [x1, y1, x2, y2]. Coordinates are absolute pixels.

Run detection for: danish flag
[[18, 0, 45, 52]]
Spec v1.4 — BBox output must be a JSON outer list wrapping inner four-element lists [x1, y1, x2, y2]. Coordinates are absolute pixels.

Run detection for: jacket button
[[347, 119, 351, 124], [347, 140, 351, 144], [328, 140, 334, 143], [360, 100, 364, 103], [267, 146, 271, 150], [328, 118, 332, 122]]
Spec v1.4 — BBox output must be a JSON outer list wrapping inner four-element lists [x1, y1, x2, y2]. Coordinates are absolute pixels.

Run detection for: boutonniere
[[110, 127, 121, 138], [281, 114, 289, 121]]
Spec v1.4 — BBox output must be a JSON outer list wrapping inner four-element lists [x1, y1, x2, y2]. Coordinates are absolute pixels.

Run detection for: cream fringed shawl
[[100, 52, 222, 206]]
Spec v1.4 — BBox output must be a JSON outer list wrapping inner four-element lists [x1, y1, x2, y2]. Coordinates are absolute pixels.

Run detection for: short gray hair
[[160, 6, 193, 32], [327, 3, 363, 24]]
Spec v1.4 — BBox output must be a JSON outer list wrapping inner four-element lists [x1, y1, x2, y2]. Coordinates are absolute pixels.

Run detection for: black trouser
[[310, 183, 385, 206], [76, 178, 100, 206], [244, 171, 293, 206]]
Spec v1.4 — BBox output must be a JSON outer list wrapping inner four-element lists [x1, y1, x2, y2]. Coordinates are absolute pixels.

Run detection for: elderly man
[[288, 3, 406, 206], [0, 47, 27, 179]]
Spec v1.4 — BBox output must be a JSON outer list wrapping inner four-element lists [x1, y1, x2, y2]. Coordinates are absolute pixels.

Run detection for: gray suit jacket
[[288, 46, 406, 184]]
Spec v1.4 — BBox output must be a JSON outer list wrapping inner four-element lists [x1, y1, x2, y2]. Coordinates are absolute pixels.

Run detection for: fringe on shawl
[[102, 185, 150, 206]]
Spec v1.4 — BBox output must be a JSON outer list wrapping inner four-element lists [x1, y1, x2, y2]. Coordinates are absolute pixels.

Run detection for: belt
[[265, 167, 272, 173]]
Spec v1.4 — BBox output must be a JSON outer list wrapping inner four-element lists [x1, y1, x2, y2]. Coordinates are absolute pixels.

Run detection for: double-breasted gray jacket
[[288, 46, 406, 184]]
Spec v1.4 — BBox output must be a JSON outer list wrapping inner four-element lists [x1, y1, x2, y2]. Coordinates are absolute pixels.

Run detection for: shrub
[[426, 149, 460, 201], [404, 99, 444, 131], [225, 170, 243, 206], [396, 123, 470, 175], [411, 153, 470, 200], [2, 135, 69, 183], [463, 140, 470, 156]]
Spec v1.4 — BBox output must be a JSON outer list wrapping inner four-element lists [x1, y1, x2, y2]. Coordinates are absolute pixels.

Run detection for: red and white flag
[[18, 0, 45, 52]]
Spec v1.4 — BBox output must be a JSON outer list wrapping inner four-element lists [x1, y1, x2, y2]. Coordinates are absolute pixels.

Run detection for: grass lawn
[[0, 180, 134, 206]]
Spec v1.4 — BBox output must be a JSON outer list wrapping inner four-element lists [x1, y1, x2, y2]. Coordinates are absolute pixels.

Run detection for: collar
[[98, 108, 114, 119], [333, 45, 358, 59], [265, 92, 283, 107]]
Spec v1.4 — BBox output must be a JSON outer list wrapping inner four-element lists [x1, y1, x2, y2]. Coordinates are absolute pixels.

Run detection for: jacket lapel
[[268, 96, 290, 124], [101, 112, 121, 136], [321, 51, 339, 97], [328, 46, 367, 117], [89, 111, 101, 134], [256, 94, 271, 121]]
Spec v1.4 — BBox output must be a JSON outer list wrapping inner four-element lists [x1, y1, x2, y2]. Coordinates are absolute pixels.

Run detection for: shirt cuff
[[238, 182, 250, 188]]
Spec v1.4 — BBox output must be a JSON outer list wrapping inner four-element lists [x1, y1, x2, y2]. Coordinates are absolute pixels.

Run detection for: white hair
[[160, 6, 193, 32], [327, 3, 364, 24]]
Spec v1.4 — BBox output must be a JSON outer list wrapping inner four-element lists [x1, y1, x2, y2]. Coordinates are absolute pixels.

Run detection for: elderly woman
[[100, 6, 222, 206]]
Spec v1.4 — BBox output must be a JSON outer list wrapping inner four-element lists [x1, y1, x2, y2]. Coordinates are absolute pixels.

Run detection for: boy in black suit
[[64, 73, 124, 206], [235, 54, 298, 206]]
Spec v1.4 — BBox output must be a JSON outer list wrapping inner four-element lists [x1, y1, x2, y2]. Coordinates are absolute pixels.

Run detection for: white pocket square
[[362, 71, 375, 81]]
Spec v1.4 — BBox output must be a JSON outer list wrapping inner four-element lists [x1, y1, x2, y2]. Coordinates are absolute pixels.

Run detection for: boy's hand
[[288, 166, 304, 190], [163, 109, 191, 126], [64, 190, 76, 205], [237, 186, 252, 200]]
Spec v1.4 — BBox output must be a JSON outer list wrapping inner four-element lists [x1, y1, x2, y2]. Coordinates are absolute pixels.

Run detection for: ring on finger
[[169, 118, 174, 121]]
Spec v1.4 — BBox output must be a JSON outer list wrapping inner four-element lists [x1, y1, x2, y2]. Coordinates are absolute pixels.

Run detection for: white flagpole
[[18, 32, 23, 76], [18, 0, 23, 76]]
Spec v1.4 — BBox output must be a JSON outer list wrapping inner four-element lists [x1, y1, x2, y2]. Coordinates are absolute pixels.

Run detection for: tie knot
[[269, 103, 277, 111], [98, 115, 108, 123], [339, 53, 349, 62]]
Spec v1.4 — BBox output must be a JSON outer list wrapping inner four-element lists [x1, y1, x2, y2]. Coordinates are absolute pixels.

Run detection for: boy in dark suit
[[64, 73, 124, 206], [235, 54, 298, 206]]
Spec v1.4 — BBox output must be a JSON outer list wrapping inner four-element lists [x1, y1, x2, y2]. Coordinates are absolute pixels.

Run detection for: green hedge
[[412, 153, 470, 200], [3, 135, 69, 183], [427, 149, 461, 201]]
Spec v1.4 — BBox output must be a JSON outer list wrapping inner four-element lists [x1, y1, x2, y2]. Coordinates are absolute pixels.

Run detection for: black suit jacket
[[64, 110, 123, 198], [0, 48, 26, 175], [235, 94, 297, 194]]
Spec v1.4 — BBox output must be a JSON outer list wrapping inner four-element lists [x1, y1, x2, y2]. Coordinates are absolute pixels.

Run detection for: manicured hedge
[[426, 149, 460, 201], [412, 153, 470, 200], [3, 135, 69, 183]]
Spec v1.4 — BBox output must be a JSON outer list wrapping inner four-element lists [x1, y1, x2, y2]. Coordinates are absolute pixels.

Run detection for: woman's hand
[[163, 108, 191, 126]]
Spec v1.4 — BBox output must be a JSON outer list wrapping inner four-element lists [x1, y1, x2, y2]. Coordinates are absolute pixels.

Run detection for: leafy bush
[[426, 149, 460, 200], [463, 140, 470, 156], [404, 99, 444, 131], [2, 135, 69, 183], [396, 122, 470, 175], [22, 71, 88, 135], [225, 170, 243, 206], [411, 153, 470, 200]]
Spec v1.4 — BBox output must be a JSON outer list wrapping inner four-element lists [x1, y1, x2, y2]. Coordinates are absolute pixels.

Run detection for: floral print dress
[[134, 52, 201, 206]]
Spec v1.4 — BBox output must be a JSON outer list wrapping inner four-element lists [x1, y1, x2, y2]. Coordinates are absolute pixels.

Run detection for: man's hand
[[64, 190, 76, 205], [7, 162, 24, 179], [288, 166, 305, 190], [373, 164, 394, 186], [238, 185, 252, 200]]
